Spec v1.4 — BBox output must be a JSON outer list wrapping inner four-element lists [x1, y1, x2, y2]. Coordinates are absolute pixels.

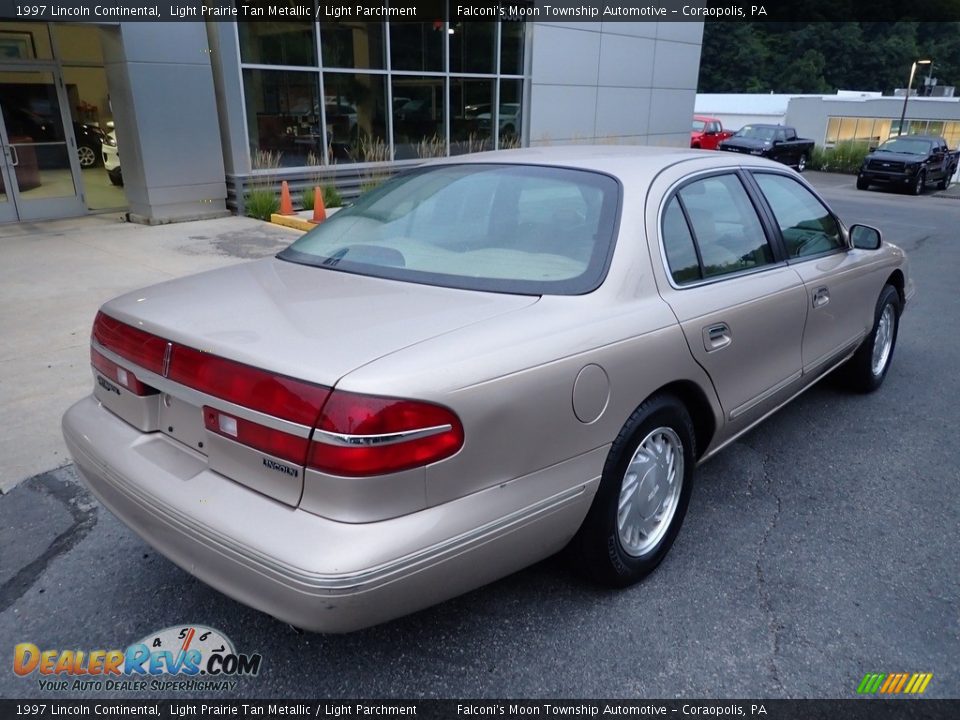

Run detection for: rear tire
[[841, 284, 901, 393], [937, 174, 950, 191], [569, 394, 695, 587], [796, 153, 808, 173]]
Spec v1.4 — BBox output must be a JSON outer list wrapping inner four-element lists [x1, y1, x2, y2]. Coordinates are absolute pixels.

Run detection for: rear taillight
[[90, 313, 464, 477], [91, 347, 157, 396], [307, 390, 464, 477], [171, 345, 329, 427], [92, 311, 167, 375]]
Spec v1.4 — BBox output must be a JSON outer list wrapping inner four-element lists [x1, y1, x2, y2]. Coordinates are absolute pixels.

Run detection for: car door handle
[[813, 286, 830, 308], [703, 323, 732, 352], [7, 146, 18, 167]]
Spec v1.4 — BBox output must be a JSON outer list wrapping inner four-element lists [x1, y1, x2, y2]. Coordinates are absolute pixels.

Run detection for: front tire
[[912, 171, 925, 196], [570, 394, 695, 587], [856, 176, 869, 190], [842, 284, 901, 393], [77, 145, 98, 168]]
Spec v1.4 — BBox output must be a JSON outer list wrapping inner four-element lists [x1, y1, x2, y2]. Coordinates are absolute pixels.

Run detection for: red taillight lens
[[91, 313, 329, 427], [307, 390, 464, 477], [91, 347, 157, 396], [203, 407, 309, 466], [171, 346, 329, 427], [92, 312, 167, 375]]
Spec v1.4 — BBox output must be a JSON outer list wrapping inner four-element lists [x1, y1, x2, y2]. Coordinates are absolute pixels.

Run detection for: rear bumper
[[63, 396, 599, 633]]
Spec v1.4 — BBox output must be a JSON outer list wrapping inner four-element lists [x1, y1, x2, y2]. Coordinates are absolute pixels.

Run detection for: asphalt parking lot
[[1, 173, 958, 700]]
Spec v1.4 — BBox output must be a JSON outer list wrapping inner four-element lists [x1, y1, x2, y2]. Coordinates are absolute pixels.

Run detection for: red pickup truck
[[691, 116, 734, 150]]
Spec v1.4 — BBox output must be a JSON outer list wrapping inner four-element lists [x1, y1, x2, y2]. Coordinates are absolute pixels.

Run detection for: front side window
[[279, 164, 620, 295], [672, 174, 774, 279], [753, 174, 843, 258]]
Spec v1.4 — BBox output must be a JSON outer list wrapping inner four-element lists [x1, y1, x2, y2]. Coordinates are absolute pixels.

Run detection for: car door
[[749, 171, 879, 375], [655, 171, 808, 431]]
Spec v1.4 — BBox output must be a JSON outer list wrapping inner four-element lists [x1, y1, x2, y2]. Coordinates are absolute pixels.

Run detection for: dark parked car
[[5, 107, 105, 168], [857, 135, 959, 195], [718, 124, 815, 172]]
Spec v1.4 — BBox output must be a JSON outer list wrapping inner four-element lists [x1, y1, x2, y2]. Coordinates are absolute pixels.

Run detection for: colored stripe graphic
[[858, 672, 932, 694]]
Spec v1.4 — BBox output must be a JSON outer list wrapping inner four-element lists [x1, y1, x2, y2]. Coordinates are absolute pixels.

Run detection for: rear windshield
[[278, 164, 621, 295]]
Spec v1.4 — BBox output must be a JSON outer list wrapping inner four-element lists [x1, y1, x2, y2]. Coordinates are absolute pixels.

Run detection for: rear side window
[[662, 198, 700, 284], [753, 173, 843, 258], [664, 174, 774, 282]]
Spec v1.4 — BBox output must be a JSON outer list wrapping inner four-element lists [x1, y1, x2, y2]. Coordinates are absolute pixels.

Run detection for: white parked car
[[102, 131, 121, 186]]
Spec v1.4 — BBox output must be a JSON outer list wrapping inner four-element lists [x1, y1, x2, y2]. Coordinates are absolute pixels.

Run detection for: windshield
[[735, 125, 777, 141], [692, 119, 705, 132], [279, 164, 621, 295], [876, 137, 933, 155]]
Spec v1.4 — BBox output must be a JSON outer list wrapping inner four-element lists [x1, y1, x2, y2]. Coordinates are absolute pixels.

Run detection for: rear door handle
[[703, 322, 732, 352], [813, 286, 830, 308]]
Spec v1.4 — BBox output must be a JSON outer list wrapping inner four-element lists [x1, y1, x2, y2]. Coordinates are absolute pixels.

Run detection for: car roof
[[427, 144, 782, 183]]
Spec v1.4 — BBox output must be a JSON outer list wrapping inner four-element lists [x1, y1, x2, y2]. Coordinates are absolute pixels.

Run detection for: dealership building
[[0, 19, 704, 225], [697, 91, 960, 153]]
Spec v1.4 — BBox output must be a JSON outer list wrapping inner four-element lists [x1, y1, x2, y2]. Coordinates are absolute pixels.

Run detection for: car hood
[[867, 151, 926, 164], [719, 136, 771, 151], [100, 257, 539, 386]]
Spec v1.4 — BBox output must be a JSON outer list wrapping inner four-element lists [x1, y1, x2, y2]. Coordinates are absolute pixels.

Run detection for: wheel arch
[[885, 269, 905, 305], [642, 380, 717, 460]]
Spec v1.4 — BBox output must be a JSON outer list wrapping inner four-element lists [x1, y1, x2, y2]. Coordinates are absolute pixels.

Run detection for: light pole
[[898, 59, 932, 136]]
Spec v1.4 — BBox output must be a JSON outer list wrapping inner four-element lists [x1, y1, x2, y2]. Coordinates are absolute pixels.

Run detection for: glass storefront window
[[390, 23, 444, 72], [239, 21, 315, 66], [449, 22, 495, 74], [825, 117, 840, 145], [243, 68, 320, 168], [320, 22, 385, 70], [450, 78, 494, 155], [323, 72, 388, 163], [837, 117, 857, 142], [872, 119, 892, 144], [499, 79, 523, 147], [238, 18, 529, 168], [392, 76, 445, 159], [500, 19, 526, 75], [0, 22, 53, 60], [944, 122, 960, 150]]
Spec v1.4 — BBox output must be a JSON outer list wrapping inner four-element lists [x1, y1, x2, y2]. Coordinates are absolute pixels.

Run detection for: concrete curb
[[270, 206, 342, 232]]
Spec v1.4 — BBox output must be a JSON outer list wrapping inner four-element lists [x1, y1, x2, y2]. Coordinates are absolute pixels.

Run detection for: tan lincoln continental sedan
[[63, 146, 913, 632]]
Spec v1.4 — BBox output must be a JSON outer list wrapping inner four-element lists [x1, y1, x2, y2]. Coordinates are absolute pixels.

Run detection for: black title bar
[[0, 0, 959, 22]]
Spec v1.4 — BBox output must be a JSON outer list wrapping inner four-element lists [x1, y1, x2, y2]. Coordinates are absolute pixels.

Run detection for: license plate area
[[158, 393, 208, 456]]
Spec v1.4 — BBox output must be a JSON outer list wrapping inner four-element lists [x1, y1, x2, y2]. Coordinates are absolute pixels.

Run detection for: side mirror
[[868, 145, 877, 152], [850, 224, 882, 250]]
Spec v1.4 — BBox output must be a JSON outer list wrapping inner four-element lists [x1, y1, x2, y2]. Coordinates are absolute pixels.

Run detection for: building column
[[99, 22, 227, 224]]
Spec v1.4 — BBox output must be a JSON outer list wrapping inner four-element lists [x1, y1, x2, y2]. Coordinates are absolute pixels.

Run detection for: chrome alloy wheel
[[872, 304, 895, 376], [797, 154, 807, 172], [617, 426, 684, 557], [77, 145, 97, 168]]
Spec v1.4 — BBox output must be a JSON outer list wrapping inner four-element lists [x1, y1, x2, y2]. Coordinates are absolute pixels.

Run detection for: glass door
[[0, 66, 86, 222]]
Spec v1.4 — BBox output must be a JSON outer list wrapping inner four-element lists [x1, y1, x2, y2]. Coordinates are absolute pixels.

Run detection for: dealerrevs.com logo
[[13, 625, 262, 692]]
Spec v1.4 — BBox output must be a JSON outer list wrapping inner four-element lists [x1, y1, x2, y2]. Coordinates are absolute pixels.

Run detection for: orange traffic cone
[[310, 186, 327, 224], [279, 181, 294, 216]]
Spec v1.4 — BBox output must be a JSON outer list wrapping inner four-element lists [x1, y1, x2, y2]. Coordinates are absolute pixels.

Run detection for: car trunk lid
[[90, 257, 537, 506]]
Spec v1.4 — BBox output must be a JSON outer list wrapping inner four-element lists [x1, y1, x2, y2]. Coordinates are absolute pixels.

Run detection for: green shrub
[[300, 188, 314, 211], [808, 141, 870, 174], [322, 185, 343, 208], [245, 188, 279, 220], [301, 185, 343, 211]]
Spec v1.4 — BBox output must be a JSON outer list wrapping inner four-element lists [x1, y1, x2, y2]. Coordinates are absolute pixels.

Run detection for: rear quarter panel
[[333, 181, 721, 511]]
